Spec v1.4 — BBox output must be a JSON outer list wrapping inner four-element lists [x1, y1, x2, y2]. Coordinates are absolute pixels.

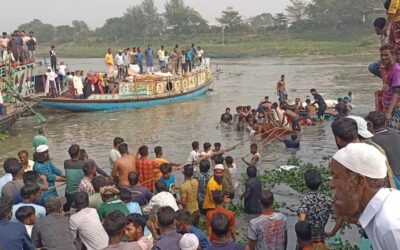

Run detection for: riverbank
[[35, 34, 379, 59]]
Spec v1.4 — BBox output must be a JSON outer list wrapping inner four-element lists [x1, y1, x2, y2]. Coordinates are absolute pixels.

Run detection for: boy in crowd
[[89, 175, 108, 209], [79, 162, 96, 195], [160, 163, 175, 192], [15, 206, 36, 237], [176, 210, 211, 249], [295, 221, 328, 250], [241, 166, 262, 215], [248, 190, 287, 250], [242, 144, 260, 167], [206, 190, 236, 242], [208, 213, 247, 250], [11, 184, 46, 221], [194, 159, 212, 214], [178, 165, 200, 225], [153, 206, 182, 250], [225, 156, 238, 189], [297, 169, 332, 243]]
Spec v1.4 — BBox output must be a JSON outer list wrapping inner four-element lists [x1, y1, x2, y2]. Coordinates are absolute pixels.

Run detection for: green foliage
[[273, 13, 289, 30], [286, 0, 308, 23], [216, 7, 245, 32], [259, 157, 332, 196], [0, 132, 10, 141]]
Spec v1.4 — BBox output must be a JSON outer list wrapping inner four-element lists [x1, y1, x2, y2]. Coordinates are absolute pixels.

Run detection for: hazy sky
[[2, 0, 292, 31]]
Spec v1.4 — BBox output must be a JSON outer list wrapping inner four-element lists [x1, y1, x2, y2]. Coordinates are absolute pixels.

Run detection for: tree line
[[16, 0, 382, 45]]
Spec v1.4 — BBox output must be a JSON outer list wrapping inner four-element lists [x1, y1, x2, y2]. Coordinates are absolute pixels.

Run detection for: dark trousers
[[185, 59, 192, 72], [64, 192, 76, 212], [318, 105, 327, 119], [51, 58, 57, 71]]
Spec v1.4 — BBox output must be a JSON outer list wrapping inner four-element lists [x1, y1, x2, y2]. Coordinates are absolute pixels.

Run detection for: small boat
[[39, 63, 214, 112], [0, 112, 17, 133]]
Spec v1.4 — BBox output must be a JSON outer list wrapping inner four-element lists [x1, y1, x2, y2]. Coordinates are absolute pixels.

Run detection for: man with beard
[[202, 164, 224, 211], [330, 143, 400, 249], [331, 117, 359, 149]]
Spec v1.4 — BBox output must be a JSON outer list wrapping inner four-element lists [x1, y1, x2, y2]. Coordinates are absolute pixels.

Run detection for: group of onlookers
[[0, 30, 37, 65]]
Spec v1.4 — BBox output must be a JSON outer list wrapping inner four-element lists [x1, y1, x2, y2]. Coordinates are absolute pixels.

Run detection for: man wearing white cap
[[179, 233, 199, 250], [202, 164, 224, 211], [330, 143, 400, 249], [347, 115, 374, 140]]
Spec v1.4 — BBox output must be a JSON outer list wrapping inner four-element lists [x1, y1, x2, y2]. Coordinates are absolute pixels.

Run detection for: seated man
[[283, 133, 300, 149], [142, 179, 179, 215]]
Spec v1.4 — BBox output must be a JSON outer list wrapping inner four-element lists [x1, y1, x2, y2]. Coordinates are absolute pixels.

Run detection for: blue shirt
[[12, 202, 46, 222], [33, 161, 63, 185], [0, 173, 12, 198], [0, 219, 34, 250], [160, 175, 175, 190], [125, 201, 152, 237], [185, 51, 192, 61], [283, 139, 300, 149], [191, 226, 212, 249], [135, 52, 142, 63]]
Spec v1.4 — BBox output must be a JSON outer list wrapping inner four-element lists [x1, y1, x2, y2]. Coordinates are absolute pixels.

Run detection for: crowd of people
[[0, 30, 37, 65], [104, 43, 205, 79]]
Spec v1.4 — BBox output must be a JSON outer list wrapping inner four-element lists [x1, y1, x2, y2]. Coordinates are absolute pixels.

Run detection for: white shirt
[[359, 188, 400, 250], [0, 91, 3, 104], [114, 54, 123, 66], [228, 164, 238, 189], [69, 207, 109, 250], [142, 191, 179, 214], [187, 150, 200, 164], [109, 148, 121, 168], [158, 49, 165, 61], [59, 65, 66, 76], [73, 75, 84, 95], [0, 173, 12, 198]]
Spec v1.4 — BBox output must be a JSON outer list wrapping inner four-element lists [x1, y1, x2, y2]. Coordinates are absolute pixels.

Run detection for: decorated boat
[[39, 61, 214, 112]]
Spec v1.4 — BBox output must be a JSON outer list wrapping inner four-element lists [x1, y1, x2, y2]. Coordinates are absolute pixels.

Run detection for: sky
[[2, 0, 292, 31]]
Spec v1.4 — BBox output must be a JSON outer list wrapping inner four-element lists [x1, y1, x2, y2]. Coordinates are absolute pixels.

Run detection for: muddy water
[[0, 54, 380, 247]]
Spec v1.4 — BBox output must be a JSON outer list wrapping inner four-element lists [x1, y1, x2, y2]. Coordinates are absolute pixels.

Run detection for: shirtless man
[[271, 102, 283, 126], [281, 105, 301, 132], [111, 143, 136, 188], [305, 99, 317, 120], [277, 75, 287, 104]]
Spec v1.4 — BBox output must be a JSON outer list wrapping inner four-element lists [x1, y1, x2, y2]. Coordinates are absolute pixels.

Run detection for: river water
[[0, 55, 380, 247]]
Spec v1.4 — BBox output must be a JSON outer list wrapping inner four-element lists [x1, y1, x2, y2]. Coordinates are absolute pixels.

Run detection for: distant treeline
[[15, 0, 382, 45]]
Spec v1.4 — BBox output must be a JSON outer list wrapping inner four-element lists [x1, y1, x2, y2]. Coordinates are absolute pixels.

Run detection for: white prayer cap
[[179, 233, 199, 250], [347, 115, 374, 139], [214, 164, 224, 170], [36, 144, 49, 153], [332, 143, 387, 179]]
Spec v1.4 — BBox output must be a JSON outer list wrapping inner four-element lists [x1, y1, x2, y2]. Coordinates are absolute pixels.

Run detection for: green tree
[[18, 19, 56, 43], [248, 13, 274, 33], [285, 0, 308, 24], [216, 7, 244, 32], [141, 0, 163, 38], [273, 13, 289, 30]]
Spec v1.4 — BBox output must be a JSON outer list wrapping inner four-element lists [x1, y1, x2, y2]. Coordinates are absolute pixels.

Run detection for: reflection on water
[[0, 55, 379, 247]]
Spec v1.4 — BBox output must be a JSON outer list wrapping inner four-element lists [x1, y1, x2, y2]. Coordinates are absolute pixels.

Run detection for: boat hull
[[39, 81, 212, 112], [0, 115, 17, 133]]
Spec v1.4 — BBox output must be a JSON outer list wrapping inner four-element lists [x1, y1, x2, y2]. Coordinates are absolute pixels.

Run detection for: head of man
[[295, 221, 312, 247], [175, 210, 193, 234], [17, 150, 29, 166], [0, 196, 13, 221], [213, 164, 224, 184], [271, 102, 279, 109], [281, 74, 285, 81], [155, 179, 167, 193], [103, 210, 127, 239], [365, 111, 386, 132], [68, 144, 80, 159], [330, 143, 387, 223], [380, 44, 395, 68], [79, 149, 88, 161], [118, 50, 122, 55], [199, 159, 210, 173], [92, 175, 108, 193], [118, 143, 129, 155], [304, 169, 321, 191], [373, 17, 386, 35], [225, 108, 230, 114], [211, 189, 225, 206], [20, 184, 41, 202], [203, 142, 211, 152], [4, 158, 23, 178], [331, 117, 359, 149], [125, 213, 146, 241], [73, 191, 89, 211], [192, 141, 199, 151], [160, 163, 172, 179], [16, 206, 36, 226], [23, 171, 39, 185], [29, 31, 34, 37], [260, 190, 274, 209], [20, 30, 25, 37], [113, 137, 124, 148], [107, 48, 112, 54], [210, 213, 230, 240], [347, 115, 374, 140], [250, 143, 258, 154], [183, 164, 194, 179], [247, 166, 257, 179], [83, 162, 96, 178], [310, 88, 317, 96], [154, 146, 163, 158], [2, 32, 6, 38], [100, 186, 119, 202], [156, 206, 176, 232], [128, 171, 139, 186], [45, 197, 63, 215], [138, 145, 149, 157]]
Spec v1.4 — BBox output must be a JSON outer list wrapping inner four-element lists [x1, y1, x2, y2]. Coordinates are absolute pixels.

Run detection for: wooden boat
[[0, 112, 17, 133], [39, 63, 214, 112]]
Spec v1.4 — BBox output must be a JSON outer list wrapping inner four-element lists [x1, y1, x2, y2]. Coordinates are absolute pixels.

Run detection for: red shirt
[[206, 207, 236, 242], [136, 157, 159, 191]]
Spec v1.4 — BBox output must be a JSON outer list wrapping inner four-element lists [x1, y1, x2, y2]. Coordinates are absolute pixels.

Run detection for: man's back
[[0, 220, 34, 250], [136, 157, 158, 191], [114, 155, 136, 187], [64, 159, 85, 194], [248, 212, 287, 250], [32, 135, 48, 149], [1, 179, 24, 200], [123, 185, 152, 206], [31, 213, 75, 250], [372, 130, 400, 178]]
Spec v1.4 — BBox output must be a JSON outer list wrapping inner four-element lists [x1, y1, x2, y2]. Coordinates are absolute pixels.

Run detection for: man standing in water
[[277, 75, 287, 104], [310, 88, 327, 122], [109, 137, 124, 169], [111, 143, 136, 189], [380, 45, 400, 128]]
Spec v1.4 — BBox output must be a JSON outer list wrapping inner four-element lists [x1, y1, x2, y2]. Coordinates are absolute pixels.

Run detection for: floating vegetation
[[0, 132, 10, 141]]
